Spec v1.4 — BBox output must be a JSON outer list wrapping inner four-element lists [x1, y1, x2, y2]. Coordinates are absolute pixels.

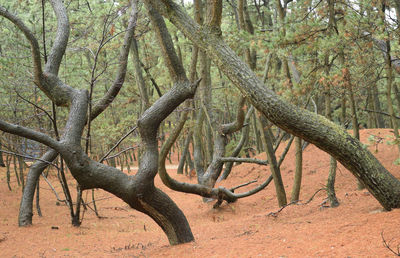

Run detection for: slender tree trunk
[[324, 57, 339, 207], [6, 154, 11, 191], [385, 44, 400, 155], [366, 86, 376, 128], [252, 111, 263, 153], [259, 115, 287, 207], [177, 131, 192, 174], [372, 84, 386, 128], [18, 156, 25, 191], [327, 156, 339, 207], [348, 84, 364, 190], [291, 137, 302, 202], [35, 177, 42, 217], [13, 154, 20, 186], [341, 92, 347, 126], [0, 141, 5, 167], [131, 36, 150, 114], [19, 149, 58, 226]]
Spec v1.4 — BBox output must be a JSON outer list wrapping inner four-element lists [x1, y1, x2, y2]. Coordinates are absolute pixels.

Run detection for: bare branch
[[0, 120, 60, 151], [0, 6, 43, 82], [103, 145, 140, 161], [363, 109, 400, 120], [99, 126, 138, 163], [91, 1, 139, 120], [45, 0, 70, 75], [381, 231, 400, 256], [0, 149, 59, 169], [158, 97, 272, 204], [219, 157, 268, 166], [15, 91, 54, 123], [221, 96, 247, 134], [41, 173, 67, 203], [229, 180, 258, 191]]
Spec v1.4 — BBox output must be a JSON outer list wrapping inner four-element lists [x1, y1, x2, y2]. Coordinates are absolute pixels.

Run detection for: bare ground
[[1, 129, 400, 257]]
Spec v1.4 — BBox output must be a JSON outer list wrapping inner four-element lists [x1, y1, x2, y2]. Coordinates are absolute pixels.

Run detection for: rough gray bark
[[14, 0, 140, 226], [1, 0, 198, 244], [148, 0, 400, 210]]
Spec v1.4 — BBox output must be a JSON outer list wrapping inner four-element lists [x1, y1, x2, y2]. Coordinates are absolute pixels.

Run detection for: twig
[[267, 201, 298, 217], [230, 180, 258, 191], [0, 149, 59, 169], [99, 126, 137, 163], [381, 231, 400, 256], [267, 188, 327, 217], [219, 157, 268, 166], [363, 109, 400, 120], [41, 173, 66, 204], [15, 91, 54, 123], [84, 196, 115, 205], [103, 145, 140, 160], [302, 188, 326, 205]]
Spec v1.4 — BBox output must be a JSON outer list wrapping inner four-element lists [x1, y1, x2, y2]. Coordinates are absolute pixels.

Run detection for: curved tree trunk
[[18, 149, 58, 226], [148, 0, 400, 210]]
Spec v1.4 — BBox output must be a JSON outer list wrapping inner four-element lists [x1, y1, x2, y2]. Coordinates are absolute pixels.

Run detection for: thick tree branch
[[221, 96, 246, 134], [45, 0, 70, 75], [206, 0, 223, 30], [0, 6, 43, 84], [144, 1, 187, 81], [91, 1, 138, 120], [0, 120, 60, 151]]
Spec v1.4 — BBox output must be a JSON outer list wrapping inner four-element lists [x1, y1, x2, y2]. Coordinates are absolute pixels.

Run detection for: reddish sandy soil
[[1, 129, 400, 257]]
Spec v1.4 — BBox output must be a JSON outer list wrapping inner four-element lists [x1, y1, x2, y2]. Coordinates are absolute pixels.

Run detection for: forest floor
[[1, 129, 400, 257]]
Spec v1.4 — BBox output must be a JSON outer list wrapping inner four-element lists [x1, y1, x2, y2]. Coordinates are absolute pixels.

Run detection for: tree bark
[[148, 0, 400, 210], [290, 137, 302, 202], [19, 149, 58, 226]]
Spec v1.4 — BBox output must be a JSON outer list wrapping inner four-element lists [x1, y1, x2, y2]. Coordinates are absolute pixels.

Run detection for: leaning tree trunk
[[259, 115, 287, 207], [148, 0, 400, 210]]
